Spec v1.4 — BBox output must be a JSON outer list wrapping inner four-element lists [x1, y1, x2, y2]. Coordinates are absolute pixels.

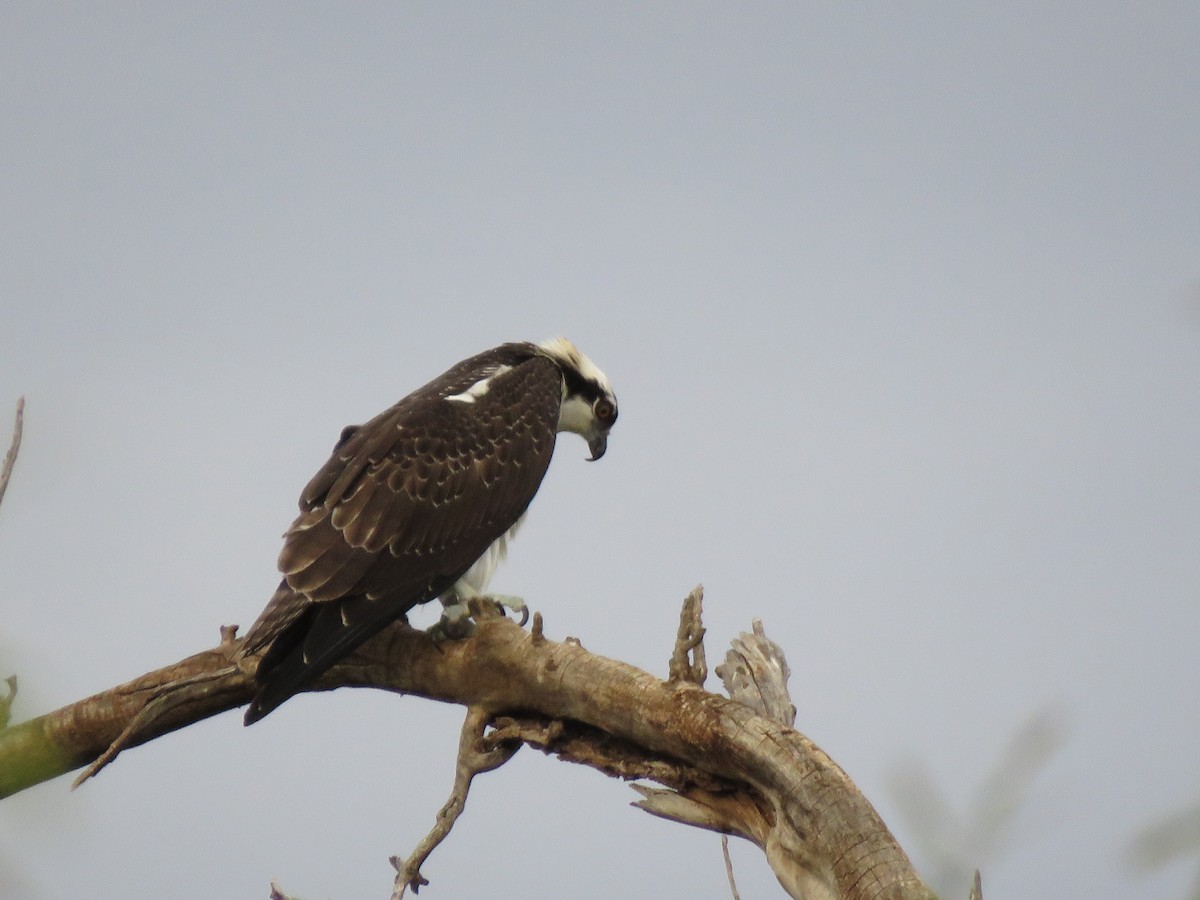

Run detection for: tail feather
[[243, 594, 411, 725], [241, 580, 308, 657]]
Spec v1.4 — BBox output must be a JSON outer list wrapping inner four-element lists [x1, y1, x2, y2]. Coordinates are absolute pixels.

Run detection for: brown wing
[[242, 346, 562, 722], [285, 359, 560, 603]]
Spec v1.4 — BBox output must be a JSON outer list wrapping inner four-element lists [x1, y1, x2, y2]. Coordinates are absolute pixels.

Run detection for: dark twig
[[390, 706, 521, 898], [668, 585, 707, 684], [269, 882, 306, 900], [0, 397, 24, 513]]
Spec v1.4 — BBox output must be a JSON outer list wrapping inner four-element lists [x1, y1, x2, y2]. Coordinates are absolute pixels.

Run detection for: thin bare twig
[[72, 665, 240, 788], [722, 835, 742, 900], [390, 706, 521, 897], [0, 397, 24, 512]]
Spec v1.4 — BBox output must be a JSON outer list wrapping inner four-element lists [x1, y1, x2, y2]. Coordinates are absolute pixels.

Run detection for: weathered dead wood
[[0, 595, 939, 900], [668, 585, 707, 685], [389, 705, 520, 897]]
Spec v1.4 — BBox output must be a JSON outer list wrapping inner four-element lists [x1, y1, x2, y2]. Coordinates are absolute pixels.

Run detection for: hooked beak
[[587, 432, 608, 461]]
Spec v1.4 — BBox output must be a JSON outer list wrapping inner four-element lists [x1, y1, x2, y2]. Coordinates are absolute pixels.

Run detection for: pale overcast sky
[[2, 4, 1198, 899]]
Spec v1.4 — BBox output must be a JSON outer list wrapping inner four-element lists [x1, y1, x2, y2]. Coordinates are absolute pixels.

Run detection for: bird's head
[[539, 337, 618, 460]]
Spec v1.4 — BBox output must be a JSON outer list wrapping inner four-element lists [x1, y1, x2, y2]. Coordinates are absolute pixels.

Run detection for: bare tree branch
[[661, 617, 827, 898], [0, 595, 939, 899]]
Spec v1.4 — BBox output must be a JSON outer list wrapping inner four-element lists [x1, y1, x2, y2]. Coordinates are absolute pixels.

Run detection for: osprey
[[241, 338, 617, 725]]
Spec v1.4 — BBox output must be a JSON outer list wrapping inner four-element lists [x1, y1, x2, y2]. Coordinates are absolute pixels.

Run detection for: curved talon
[[488, 594, 529, 627]]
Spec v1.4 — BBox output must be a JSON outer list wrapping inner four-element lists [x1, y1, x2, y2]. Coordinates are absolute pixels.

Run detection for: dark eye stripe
[[562, 368, 612, 405]]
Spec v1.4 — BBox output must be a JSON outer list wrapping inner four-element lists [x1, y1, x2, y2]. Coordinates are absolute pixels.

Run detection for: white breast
[[445, 513, 527, 600]]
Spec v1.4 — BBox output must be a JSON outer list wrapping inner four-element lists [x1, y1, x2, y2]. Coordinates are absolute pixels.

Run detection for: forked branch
[[0, 589, 941, 899], [390, 705, 520, 897]]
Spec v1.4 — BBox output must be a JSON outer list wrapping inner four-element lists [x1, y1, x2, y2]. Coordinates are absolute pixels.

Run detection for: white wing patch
[[445, 364, 512, 404]]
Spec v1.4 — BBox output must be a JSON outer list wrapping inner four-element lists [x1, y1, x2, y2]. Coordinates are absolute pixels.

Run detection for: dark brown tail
[[243, 594, 411, 725]]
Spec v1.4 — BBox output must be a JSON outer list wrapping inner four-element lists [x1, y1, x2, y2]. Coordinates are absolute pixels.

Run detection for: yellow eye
[[594, 399, 616, 423]]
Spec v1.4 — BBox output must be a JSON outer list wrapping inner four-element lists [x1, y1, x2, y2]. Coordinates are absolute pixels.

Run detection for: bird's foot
[[426, 602, 475, 642], [486, 594, 529, 627], [427, 594, 530, 642]]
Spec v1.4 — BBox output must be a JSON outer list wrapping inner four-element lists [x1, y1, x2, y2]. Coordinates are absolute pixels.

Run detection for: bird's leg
[[427, 595, 475, 641], [457, 582, 529, 627], [427, 585, 529, 641]]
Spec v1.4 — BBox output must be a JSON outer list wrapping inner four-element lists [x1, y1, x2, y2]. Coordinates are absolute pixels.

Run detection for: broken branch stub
[[715, 618, 797, 728]]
